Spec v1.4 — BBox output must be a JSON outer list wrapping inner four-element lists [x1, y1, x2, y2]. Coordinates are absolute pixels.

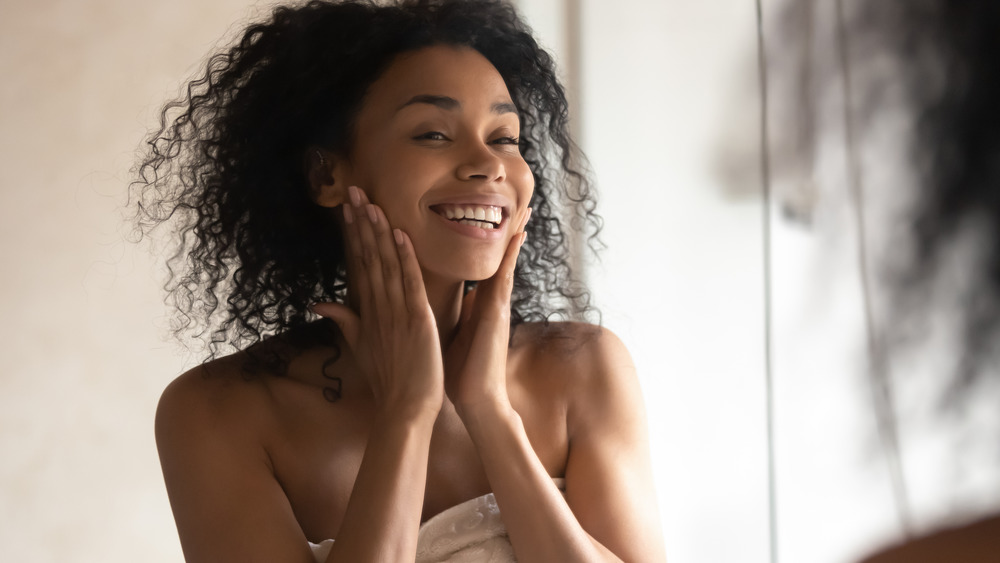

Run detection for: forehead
[[360, 45, 513, 114]]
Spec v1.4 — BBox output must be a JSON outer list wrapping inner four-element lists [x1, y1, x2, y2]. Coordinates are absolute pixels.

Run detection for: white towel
[[309, 479, 565, 563]]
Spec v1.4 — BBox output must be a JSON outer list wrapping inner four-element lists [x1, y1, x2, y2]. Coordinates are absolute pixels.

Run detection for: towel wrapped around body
[[309, 479, 565, 563]]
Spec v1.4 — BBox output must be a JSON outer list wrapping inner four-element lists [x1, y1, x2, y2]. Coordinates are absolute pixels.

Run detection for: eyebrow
[[397, 94, 518, 115]]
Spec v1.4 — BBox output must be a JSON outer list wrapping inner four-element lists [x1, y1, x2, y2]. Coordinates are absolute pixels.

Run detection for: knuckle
[[411, 306, 433, 325], [485, 301, 509, 321], [382, 259, 399, 279], [402, 269, 417, 287], [403, 272, 422, 295], [347, 240, 363, 259]]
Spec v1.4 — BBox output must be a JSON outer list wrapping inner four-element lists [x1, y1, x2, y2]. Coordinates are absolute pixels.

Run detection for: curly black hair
[[131, 0, 601, 360]]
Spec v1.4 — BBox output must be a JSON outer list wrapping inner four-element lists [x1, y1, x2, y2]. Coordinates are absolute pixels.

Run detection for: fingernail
[[393, 228, 404, 245], [349, 185, 361, 206], [366, 205, 377, 223], [343, 204, 354, 224], [520, 232, 527, 246]]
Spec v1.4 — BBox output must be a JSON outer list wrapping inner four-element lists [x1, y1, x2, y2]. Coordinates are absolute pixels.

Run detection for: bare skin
[[857, 514, 1000, 563], [155, 45, 666, 563]]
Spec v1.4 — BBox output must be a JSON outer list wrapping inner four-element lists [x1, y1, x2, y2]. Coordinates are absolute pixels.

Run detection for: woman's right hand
[[312, 185, 444, 420]]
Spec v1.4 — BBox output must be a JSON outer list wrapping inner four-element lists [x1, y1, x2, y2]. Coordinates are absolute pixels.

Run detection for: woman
[[134, 1, 666, 561]]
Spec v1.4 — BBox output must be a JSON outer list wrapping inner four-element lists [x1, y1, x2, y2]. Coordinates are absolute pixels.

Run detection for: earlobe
[[307, 148, 348, 208]]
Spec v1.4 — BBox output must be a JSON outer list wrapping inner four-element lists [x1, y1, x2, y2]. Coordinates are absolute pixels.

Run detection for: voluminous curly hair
[[131, 0, 601, 359]]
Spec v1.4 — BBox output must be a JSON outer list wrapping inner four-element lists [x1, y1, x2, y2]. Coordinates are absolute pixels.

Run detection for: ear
[[307, 148, 350, 208]]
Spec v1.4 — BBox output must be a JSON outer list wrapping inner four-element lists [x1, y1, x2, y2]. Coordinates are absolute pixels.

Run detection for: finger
[[496, 229, 526, 295], [473, 206, 529, 308], [394, 229, 432, 319], [459, 287, 477, 325], [518, 207, 533, 233], [355, 201, 392, 326], [502, 207, 531, 284], [369, 205, 408, 320], [350, 187, 385, 309], [342, 198, 372, 309], [476, 227, 524, 317], [311, 302, 361, 351]]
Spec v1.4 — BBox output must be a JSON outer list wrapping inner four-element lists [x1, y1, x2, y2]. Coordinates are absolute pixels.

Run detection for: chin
[[426, 256, 503, 284], [468, 255, 506, 282]]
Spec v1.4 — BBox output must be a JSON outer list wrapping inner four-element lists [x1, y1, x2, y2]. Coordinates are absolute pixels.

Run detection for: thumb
[[460, 287, 478, 325], [310, 302, 360, 351]]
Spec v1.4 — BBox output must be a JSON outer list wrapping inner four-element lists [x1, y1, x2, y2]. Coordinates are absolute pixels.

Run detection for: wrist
[[375, 396, 442, 429], [456, 396, 516, 433]]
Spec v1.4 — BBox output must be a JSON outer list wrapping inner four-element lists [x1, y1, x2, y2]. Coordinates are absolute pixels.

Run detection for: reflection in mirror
[[757, 0, 1000, 561]]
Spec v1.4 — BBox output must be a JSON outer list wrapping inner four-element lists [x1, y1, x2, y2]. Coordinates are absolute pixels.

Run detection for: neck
[[420, 273, 465, 349]]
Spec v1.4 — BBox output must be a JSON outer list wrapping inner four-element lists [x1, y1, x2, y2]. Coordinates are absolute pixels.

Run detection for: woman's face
[[335, 45, 534, 284]]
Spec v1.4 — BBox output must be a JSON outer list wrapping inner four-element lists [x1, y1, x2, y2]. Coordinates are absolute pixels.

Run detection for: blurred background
[[1, 0, 997, 561]]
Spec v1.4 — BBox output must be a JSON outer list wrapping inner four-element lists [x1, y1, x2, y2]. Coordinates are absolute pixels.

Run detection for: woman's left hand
[[444, 208, 531, 415]]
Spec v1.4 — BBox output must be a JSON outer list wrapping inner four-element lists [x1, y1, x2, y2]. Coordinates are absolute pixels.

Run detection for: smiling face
[[330, 45, 535, 284]]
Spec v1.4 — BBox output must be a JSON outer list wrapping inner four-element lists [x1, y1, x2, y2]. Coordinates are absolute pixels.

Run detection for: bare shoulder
[[511, 322, 642, 431], [155, 353, 276, 444], [519, 324, 666, 560], [155, 352, 318, 561], [153, 349, 294, 491], [512, 321, 629, 364]]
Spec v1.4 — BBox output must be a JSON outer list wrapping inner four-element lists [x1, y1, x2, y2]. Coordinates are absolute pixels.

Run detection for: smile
[[431, 204, 504, 230]]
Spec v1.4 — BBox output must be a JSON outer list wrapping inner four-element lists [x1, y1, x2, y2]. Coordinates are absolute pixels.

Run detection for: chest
[[265, 390, 567, 543]]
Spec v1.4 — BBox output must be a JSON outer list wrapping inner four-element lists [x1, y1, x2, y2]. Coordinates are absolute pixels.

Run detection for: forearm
[[325, 410, 435, 562], [460, 402, 622, 563]]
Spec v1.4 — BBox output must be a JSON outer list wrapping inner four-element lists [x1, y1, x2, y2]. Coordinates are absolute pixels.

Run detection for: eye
[[413, 131, 449, 141], [490, 136, 520, 146]]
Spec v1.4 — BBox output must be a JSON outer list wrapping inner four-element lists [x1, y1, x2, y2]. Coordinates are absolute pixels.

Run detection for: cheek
[[354, 148, 428, 212]]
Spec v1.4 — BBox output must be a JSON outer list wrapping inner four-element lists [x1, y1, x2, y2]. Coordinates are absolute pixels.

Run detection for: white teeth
[[457, 219, 495, 230], [438, 204, 503, 225]]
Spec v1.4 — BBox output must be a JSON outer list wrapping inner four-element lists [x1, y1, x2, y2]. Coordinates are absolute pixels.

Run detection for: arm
[[443, 213, 664, 561], [159, 189, 445, 562], [156, 371, 317, 563], [315, 189, 445, 561], [458, 328, 667, 563], [562, 328, 667, 562], [322, 409, 435, 561], [156, 368, 438, 563]]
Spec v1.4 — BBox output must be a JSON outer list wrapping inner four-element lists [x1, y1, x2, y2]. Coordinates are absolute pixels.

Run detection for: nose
[[456, 142, 506, 183]]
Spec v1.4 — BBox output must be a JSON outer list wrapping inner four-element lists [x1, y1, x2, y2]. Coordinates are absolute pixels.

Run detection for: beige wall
[[0, 1, 271, 560]]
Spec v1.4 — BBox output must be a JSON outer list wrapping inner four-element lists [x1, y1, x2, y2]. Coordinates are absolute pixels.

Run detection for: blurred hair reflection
[[778, 1, 1000, 560]]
